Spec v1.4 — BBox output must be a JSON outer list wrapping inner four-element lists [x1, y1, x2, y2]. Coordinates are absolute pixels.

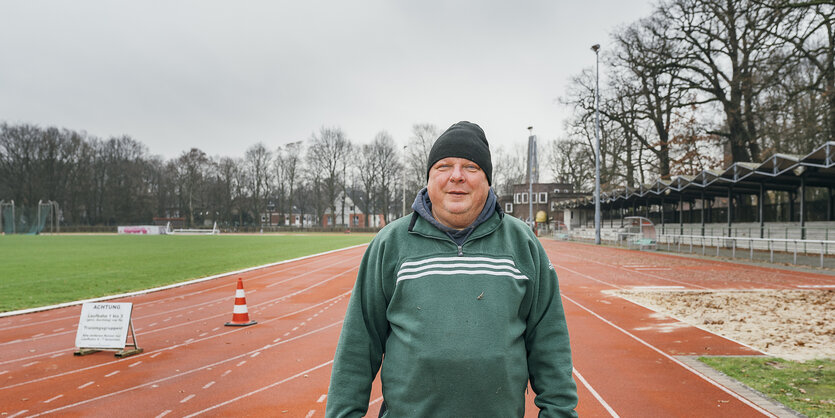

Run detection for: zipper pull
[[457, 245, 463, 256]]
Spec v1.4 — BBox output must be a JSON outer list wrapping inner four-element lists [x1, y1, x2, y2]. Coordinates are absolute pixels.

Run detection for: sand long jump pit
[[610, 289, 835, 361]]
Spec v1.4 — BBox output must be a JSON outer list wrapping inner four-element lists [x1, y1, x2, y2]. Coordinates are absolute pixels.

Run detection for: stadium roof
[[555, 141, 835, 209]]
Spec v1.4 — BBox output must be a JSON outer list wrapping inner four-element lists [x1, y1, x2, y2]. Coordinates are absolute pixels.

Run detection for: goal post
[[1, 200, 15, 234], [0, 200, 60, 235]]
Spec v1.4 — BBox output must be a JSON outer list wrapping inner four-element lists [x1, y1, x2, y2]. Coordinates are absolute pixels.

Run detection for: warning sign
[[75, 303, 133, 349]]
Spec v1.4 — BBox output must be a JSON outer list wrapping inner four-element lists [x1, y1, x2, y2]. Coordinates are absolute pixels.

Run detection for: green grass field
[[0, 233, 374, 312], [700, 357, 835, 417]]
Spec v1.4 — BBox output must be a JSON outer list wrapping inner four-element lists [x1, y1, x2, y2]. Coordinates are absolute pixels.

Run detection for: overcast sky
[[1, 1, 656, 160]]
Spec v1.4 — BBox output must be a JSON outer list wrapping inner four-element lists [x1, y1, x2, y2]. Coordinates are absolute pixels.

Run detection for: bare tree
[[546, 138, 595, 192], [355, 143, 378, 226], [307, 127, 351, 227], [491, 144, 527, 198], [609, 15, 707, 179], [371, 131, 400, 223], [176, 148, 209, 227], [404, 123, 438, 196], [245, 143, 272, 226], [766, 2, 835, 144], [661, 0, 793, 162]]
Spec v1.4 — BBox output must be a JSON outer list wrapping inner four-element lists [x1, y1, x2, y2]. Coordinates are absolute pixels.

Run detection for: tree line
[[552, 0, 834, 193], [0, 122, 534, 228]]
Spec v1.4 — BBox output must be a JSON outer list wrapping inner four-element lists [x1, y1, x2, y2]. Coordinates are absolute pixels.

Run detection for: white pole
[[527, 126, 534, 231], [592, 44, 602, 245], [402, 145, 407, 216]]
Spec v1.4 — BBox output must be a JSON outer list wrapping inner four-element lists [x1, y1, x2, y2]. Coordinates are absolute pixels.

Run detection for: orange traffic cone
[[225, 278, 257, 327]]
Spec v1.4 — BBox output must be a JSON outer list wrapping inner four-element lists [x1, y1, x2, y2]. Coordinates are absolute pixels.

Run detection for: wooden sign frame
[[74, 302, 143, 358]]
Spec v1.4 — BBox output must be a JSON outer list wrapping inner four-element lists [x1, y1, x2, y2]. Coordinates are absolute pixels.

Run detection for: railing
[[560, 227, 835, 269], [657, 234, 835, 269], [654, 224, 835, 241]]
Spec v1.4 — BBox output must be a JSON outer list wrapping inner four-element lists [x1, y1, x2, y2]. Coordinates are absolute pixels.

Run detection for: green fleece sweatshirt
[[326, 211, 578, 417]]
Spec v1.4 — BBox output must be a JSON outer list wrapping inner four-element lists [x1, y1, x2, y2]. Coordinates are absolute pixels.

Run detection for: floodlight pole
[[592, 44, 602, 245], [402, 145, 407, 217], [527, 126, 534, 231]]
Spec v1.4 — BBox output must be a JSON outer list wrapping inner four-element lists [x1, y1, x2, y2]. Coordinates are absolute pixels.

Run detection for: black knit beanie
[[426, 121, 492, 185]]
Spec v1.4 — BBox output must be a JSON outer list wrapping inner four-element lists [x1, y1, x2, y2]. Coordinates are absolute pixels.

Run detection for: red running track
[[1, 241, 832, 417]]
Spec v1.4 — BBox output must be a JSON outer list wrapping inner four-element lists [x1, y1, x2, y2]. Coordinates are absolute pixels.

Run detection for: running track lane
[[2, 241, 832, 416]]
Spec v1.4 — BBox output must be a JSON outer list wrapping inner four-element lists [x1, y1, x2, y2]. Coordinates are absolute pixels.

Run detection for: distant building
[[498, 182, 589, 227], [321, 192, 386, 228]]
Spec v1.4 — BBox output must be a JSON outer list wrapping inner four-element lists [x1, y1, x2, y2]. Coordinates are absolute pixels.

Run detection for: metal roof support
[[644, 199, 650, 218], [727, 186, 734, 237], [620, 203, 625, 228], [800, 175, 806, 240], [679, 193, 684, 235], [828, 187, 833, 222], [707, 197, 713, 223], [759, 183, 765, 239], [701, 190, 706, 236], [660, 198, 665, 235]]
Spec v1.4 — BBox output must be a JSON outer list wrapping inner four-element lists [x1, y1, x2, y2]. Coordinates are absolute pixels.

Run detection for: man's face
[[427, 157, 490, 229]]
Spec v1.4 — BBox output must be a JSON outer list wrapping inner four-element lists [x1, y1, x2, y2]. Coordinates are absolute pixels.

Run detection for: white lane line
[[305, 411, 316, 418], [150, 352, 162, 358], [148, 322, 158, 327], [32, 333, 45, 338], [77, 381, 95, 389], [630, 286, 685, 290], [265, 260, 350, 289], [369, 396, 383, 406], [316, 394, 327, 403], [273, 337, 282, 343], [181, 394, 196, 403], [43, 394, 63, 403], [562, 294, 776, 417], [236, 361, 247, 367], [8, 410, 28, 418], [129, 361, 143, 368], [1, 244, 363, 323], [22, 361, 39, 367], [796, 284, 835, 288], [105, 371, 119, 377], [50, 353, 63, 358], [182, 360, 334, 417], [560, 252, 710, 290], [573, 368, 618, 417], [203, 381, 215, 389], [52, 328, 65, 332], [250, 352, 260, 358], [292, 327, 299, 331], [154, 410, 172, 418], [0, 370, 8, 376], [2, 292, 351, 391], [221, 370, 232, 377]]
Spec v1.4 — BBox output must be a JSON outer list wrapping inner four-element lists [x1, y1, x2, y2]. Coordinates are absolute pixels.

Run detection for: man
[[326, 121, 577, 417]]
